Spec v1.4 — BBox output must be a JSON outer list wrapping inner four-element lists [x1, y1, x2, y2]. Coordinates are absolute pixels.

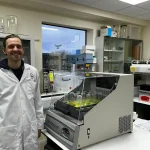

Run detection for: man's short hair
[[3, 34, 22, 49]]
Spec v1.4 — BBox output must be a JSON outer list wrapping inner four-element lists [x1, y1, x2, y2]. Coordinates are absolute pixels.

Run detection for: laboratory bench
[[134, 97, 150, 120], [42, 120, 150, 150], [134, 97, 150, 106]]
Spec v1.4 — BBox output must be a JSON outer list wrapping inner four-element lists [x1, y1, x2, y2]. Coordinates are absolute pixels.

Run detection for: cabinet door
[[22, 40, 31, 64], [0, 38, 6, 60], [132, 42, 142, 60], [104, 37, 124, 73]]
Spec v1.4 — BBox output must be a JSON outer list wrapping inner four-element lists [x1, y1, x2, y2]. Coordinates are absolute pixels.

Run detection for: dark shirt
[[0, 58, 24, 81], [11, 67, 24, 81]]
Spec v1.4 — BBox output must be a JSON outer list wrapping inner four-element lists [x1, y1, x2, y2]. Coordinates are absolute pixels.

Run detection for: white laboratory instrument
[[130, 60, 150, 102], [44, 72, 134, 150], [54, 72, 83, 93], [130, 60, 150, 74], [41, 72, 83, 110]]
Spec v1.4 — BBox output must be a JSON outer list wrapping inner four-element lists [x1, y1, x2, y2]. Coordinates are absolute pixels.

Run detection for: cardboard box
[[82, 45, 95, 50], [100, 28, 112, 37], [81, 49, 95, 55]]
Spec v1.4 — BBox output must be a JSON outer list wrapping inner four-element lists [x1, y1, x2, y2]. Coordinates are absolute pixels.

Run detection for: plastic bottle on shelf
[[93, 56, 97, 63], [92, 56, 97, 71], [112, 25, 118, 37]]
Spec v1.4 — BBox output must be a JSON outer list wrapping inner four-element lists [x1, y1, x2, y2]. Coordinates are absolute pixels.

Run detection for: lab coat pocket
[[31, 120, 38, 143], [0, 125, 20, 149], [26, 79, 36, 100]]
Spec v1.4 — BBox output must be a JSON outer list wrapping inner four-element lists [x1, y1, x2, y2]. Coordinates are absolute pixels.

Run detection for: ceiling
[[0, 0, 111, 22], [0, 0, 148, 26], [64, 0, 150, 20]]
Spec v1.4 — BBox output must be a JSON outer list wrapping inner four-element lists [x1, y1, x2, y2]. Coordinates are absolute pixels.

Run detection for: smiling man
[[0, 34, 44, 150]]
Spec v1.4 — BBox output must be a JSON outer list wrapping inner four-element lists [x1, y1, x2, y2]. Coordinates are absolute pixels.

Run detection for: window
[[42, 24, 86, 71]]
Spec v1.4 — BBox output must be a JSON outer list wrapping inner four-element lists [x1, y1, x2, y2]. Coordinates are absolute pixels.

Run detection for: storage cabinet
[[95, 36, 143, 73], [96, 36, 124, 73]]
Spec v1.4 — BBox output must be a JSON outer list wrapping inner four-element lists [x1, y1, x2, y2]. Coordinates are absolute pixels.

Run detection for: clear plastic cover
[[51, 73, 119, 124]]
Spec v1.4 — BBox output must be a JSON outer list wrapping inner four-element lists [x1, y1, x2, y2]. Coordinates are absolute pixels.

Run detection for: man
[[0, 34, 44, 150]]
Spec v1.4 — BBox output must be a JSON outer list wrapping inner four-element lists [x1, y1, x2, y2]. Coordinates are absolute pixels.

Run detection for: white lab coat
[[0, 64, 44, 150]]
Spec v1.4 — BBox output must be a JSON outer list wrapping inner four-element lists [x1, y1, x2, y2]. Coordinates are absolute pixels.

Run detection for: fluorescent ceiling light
[[119, 0, 149, 5], [42, 27, 58, 31]]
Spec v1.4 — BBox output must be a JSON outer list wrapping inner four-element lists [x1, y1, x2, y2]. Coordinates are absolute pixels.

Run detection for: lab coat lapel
[[1, 69, 18, 82], [20, 64, 30, 83]]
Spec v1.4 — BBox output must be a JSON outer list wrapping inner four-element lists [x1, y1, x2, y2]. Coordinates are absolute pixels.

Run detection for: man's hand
[[38, 129, 41, 138]]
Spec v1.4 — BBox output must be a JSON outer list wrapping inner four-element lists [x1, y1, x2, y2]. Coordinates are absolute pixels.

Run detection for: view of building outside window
[[42, 24, 86, 71]]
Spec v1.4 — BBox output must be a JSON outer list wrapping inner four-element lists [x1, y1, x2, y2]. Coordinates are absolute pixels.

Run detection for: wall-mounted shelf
[[96, 36, 124, 73], [104, 49, 123, 52], [96, 36, 143, 74], [104, 60, 123, 63]]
